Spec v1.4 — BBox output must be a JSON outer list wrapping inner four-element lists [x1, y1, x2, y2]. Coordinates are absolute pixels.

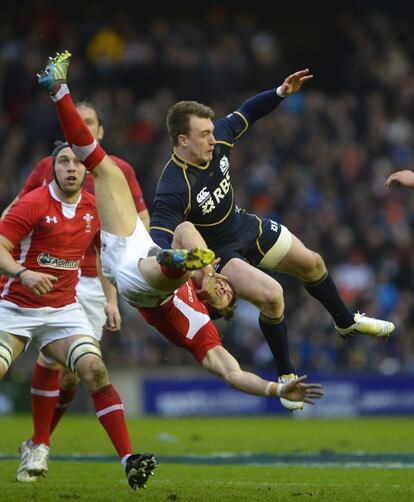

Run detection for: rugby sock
[[92, 384, 132, 459], [304, 272, 354, 328], [50, 84, 105, 170], [160, 265, 187, 278], [49, 386, 77, 434], [259, 314, 296, 376], [30, 363, 60, 446]]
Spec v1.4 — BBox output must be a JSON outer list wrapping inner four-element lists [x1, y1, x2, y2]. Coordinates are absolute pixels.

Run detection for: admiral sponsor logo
[[196, 187, 210, 205], [37, 252, 79, 270]]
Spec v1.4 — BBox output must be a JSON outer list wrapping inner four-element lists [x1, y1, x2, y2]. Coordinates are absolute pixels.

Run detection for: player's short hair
[[167, 101, 215, 146], [206, 282, 237, 321], [75, 100, 104, 127]]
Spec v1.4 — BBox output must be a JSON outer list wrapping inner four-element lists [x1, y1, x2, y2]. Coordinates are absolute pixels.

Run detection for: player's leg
[[17, 354, 61, 480], [270, 233, 395, 338], [172, 221, 208, 249], [0, 332, 26, 380], [37, 51, 136, 236], [139, 248, 215, 293], [220, 258, 303, 411], [44, 335, 157, 490]]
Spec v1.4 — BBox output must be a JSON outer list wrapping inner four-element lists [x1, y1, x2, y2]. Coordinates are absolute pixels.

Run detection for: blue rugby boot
[[37, 50, 71, 95], [157, 248, 215, 271]]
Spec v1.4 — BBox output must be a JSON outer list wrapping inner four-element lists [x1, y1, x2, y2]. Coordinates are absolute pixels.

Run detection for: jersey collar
[[172, 152, 210, 170]]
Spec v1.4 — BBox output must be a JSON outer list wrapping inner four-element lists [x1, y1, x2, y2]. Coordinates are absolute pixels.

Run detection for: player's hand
[[384, 170, 414, 189], [20, 270, 57, 295], [280, 375, 324, 404], [104, 301, 121, 331], [195, 271, 216, 303], [278, 69, 313, 97]]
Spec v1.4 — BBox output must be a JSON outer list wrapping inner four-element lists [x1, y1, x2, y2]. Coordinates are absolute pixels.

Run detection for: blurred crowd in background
[[1, 1, 414, 376]]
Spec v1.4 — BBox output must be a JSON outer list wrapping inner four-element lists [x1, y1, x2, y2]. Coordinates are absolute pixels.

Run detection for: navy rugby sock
[[304, 272, 354, 328], [259, 314, 296, 376]]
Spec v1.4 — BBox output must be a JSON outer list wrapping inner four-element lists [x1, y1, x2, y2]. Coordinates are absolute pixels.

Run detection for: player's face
[[183, 116, 216, 164], [206, 277, 234, 311], [77, 105, 103, 142], [54, 147, 86, 195]]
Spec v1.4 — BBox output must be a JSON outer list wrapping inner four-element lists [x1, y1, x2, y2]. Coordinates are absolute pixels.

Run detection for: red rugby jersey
[[139, 280, 222, 363], [18, 155, 146, 277], [0, 185, 99, 308]]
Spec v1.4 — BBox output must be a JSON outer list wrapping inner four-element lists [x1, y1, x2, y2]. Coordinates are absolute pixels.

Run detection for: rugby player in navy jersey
[[150, 70, 395, 410]]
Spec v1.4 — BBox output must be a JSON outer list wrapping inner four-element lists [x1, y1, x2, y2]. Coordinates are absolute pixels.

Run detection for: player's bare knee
[[300, 251, 326, 281], [259, 282, 284, 315], [176, 221, 196, 235], [79, 357, 109, 390]]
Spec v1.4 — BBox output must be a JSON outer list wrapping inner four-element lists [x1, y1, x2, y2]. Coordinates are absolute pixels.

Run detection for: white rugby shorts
[[100, 217, 168, 308], [0, 300, 95, 353], [76, 275, 107, 340]]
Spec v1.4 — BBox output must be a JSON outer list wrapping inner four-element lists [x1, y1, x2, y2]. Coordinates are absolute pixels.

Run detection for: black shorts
[[212, 212, 283, 272]]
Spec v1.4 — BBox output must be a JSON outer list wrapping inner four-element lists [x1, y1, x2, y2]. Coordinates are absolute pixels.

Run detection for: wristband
[[276, 382, 284, 397], [15, 268, 28, 279], [276, 86, 285, 98]]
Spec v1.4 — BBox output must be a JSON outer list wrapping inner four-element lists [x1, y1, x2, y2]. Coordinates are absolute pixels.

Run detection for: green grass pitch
[[0, 415, 413, 501]]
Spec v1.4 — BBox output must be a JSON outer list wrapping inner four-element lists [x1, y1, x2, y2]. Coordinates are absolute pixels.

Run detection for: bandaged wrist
[[276, 382, 284, 397]]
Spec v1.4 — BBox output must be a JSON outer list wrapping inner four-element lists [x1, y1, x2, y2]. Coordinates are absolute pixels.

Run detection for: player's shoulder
[[157, 155, 188, 192], [19, 184, 50, 203], [80, 189, 97, 207], [110, 155, 134, 173], [35, 155, 53, 169]]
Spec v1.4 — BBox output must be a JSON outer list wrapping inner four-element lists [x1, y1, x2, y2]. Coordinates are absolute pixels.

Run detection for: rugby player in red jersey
[[7, 102, 151, 483], [0, 143, 156, 490]]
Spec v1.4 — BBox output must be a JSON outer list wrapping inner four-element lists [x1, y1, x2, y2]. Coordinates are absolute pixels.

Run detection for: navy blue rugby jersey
[[150, 89, 283, 249]]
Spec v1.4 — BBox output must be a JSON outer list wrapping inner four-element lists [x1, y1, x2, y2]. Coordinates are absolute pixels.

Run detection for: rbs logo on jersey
[[198, 172, 231, 216]]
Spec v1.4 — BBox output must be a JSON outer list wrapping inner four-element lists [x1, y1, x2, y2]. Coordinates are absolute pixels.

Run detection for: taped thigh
[[0, 334, 13, 373]]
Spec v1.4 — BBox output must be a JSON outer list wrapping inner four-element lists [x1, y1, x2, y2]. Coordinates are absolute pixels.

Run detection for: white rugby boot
[[26, 442, 50, 477], [335, 312, 395, 340], [278, 374, 304, 412], [16, 440, 36, 482]]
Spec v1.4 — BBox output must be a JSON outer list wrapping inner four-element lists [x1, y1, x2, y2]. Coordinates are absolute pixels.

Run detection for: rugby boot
[[335, 312, 395, 340], [278, 374, 304, 412], [157, 248, 215, 271], [125, 453, 157, 490], [37, 50, 71, 95]]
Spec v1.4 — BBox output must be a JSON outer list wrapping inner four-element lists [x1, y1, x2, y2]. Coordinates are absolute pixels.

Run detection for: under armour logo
[[45, 216, 58, 224]]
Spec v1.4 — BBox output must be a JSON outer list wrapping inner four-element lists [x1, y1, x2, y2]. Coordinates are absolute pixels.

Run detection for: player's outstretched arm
[[279, 375, 324, 404], [385, 170, 414, 189]]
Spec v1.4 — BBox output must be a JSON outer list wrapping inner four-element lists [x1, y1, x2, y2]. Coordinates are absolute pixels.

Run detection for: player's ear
[[177, 134, 188, 147], [98, 125, 104, 142]]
